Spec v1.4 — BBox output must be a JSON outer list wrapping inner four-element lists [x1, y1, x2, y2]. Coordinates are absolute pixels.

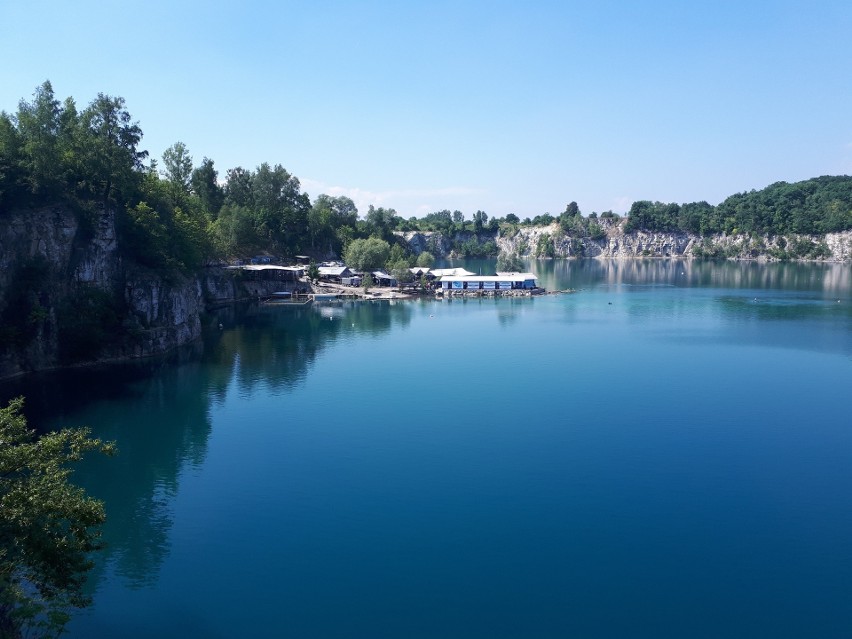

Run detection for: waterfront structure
[[430, 267, 476, 278], [371, 271, 398, 287], [318, 266, 352, 282], [226, 265, 305, 281], [438, 272, 538, 292]]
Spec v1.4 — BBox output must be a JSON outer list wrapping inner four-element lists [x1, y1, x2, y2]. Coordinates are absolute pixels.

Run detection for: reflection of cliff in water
[[0, 298, 414, 594], [439, 257, 851, 295], [0, 351, 211, 591], [531, 258, 852, 295], [206, 300, 412, 397]]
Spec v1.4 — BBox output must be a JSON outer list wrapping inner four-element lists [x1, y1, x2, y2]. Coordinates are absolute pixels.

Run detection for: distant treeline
[[624, 176, 852, 236], [2, 83, 851, 274]]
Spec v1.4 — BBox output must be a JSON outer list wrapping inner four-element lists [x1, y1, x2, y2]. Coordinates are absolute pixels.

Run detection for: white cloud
[[301, 178, 486, 217], [611, 196, 632, 214]]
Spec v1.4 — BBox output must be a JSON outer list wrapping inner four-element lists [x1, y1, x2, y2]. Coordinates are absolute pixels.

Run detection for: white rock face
[[495, 222, 852, 262]]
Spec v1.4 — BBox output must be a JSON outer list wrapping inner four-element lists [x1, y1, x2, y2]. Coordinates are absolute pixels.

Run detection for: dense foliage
[[0, 398, 115, 638], [623, 177, 852, 235], [2, 82, 850, 280]]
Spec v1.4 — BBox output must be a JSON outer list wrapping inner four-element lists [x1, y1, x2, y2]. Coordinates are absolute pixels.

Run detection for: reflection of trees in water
[[0, 353, 212, 592], [528, 258, 851, 295], [77, 361, 213, 590], [207, 301, 412, 396], [0, 298, 415, 594]]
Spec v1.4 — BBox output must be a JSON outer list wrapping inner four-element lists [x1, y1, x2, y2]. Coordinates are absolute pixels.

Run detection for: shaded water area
[[2, 259, 851, 638]]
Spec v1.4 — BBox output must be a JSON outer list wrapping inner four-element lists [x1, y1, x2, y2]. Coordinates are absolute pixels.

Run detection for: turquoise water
[[3, 260, 852, 638]]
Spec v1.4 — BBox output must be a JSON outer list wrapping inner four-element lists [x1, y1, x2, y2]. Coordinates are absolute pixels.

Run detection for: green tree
[[14, 81, 63, 199], [452, 210, 464, 231], [559, 201, 580, 231], [161, 141, 193, 199], [472, 210, 488, 232], [308, 194, 357, 256], [415, 251, 435, 268], [0, 111, 25, 209], [344, 237, 390, 272], [364, 206, 399, 240], [250, 163, 310, 255], [223, 166, 253, 208], [190, 157, 224, 218], [388, 259, 413, 290], [307, 261, 320, 283], [0, 398, 115, 638], [77, 93, 147, 204]]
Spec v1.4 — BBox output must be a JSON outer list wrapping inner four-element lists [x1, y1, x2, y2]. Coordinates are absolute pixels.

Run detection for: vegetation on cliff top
[[1, 81, 851, 275]]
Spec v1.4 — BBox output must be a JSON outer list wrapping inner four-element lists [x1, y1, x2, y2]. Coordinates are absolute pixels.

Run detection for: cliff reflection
[[207, 300, 411, 397], [531, 258, 851, 296], [0, 298, 413, 595]]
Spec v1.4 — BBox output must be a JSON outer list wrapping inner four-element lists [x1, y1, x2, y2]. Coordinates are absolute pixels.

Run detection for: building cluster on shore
[[227, 260, 543, 300]]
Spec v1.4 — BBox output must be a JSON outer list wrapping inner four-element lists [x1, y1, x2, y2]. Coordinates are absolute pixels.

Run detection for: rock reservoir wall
[[402, 224, 852, 262], [0, 206, 256, 378]]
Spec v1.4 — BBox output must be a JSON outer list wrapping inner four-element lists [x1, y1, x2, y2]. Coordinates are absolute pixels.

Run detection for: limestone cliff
[[496, 220, 852, 261], [0, 206, 258, 378], [400, 222, 852, 262]]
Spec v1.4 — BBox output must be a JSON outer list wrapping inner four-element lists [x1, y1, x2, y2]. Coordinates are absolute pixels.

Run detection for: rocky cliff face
[[399, 231, 453, 257], [495, 221, 852, 262], [400, 221, 852, 262], [0, 206, 253, 378]]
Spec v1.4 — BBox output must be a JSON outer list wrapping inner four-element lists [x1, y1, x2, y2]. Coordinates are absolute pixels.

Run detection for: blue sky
[[2, 0, 851, 219]]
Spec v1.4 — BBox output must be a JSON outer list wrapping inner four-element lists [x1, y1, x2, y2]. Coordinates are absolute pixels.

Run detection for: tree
[[473, 210, 488, 232], [224, 166, 253, 208], [250, 163, 310, 255], [416, 251, 435, 268], [365, 206, 399, 240], [0, 398, 115, 638], [14, 81, 63, 198], [308, 194, 357, 256], [307, 261, 320, 283], [559, 201, 580, 231], [388, 259, 413, 290], [343, 237, 390, 272], [161, 141, 193, 198], [564, 201, 580, 217], [452, 210, 464, 231], [190, 157, 224, 218], [78, 93, 147, 204], [0, 111, 25, 209]]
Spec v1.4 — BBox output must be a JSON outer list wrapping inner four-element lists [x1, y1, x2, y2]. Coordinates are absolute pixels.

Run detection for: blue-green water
[[3, 259, 852, 638]]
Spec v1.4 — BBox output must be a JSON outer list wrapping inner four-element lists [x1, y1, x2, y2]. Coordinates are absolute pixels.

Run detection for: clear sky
[[2, 0, 851, 219]]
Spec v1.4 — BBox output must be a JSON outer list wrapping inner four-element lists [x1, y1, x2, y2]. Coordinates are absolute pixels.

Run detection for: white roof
[[372, 270, 394, 279], [318, 266, 349, 276], [227, 265, 303, 272], [430, 268, 476, 277], [495, 272, 537, 279]]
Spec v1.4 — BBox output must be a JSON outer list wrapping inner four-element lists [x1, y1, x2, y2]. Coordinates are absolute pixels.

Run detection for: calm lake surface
[[3, 259, 852, 638]]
